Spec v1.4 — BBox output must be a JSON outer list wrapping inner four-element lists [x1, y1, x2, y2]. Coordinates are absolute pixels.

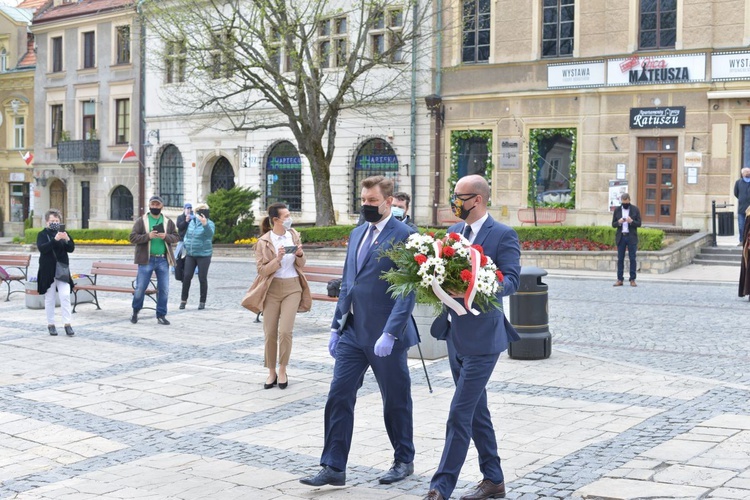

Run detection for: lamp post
[[425, 94, 444, 226]]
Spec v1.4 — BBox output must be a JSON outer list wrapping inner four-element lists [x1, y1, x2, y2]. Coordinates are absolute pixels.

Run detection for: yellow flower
[[234, 237, 258, 245]]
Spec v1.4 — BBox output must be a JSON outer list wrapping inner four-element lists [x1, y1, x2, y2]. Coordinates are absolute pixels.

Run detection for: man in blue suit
[[424, 175, 521, 500], [300, 175, 419, 487]]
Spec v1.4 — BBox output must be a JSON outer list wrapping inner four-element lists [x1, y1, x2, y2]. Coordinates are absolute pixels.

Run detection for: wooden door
[[637, 137, 677, 225], [49, 179, 67, 215]]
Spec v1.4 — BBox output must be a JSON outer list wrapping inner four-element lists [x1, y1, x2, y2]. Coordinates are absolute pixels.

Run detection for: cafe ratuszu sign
[[630, 107, 686, 129]]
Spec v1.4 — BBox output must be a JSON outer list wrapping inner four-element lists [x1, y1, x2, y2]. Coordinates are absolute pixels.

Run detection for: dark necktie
[[462, 224, 472, 242], [357, 224, 375, 271]]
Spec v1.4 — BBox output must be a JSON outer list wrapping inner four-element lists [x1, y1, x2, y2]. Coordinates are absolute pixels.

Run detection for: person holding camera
[[179, 203, 215, 310], [244, 202, 311, 390], [36, 209, 75, 336]]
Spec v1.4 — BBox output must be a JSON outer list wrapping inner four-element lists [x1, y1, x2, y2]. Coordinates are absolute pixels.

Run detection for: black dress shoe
[[198, 302, 205, 310], [264, 376, 277, 389], [48, 325, 58, 336], [179, 302, 186, 310], [424, 490, 445, 500], [459, 479, 506, 499], [64, 325, 75, 336], [130, 310, 139, 324], [379, 460, 414, 484], [157, 316, 170, 325], [278, 375, 288, 389], [299, 465, 345, 486]]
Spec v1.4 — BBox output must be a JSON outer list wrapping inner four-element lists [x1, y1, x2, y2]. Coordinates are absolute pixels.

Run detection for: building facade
[[31, 0, 139, 230], [430, 0, 750, 231], [0, 2, 35, 237]]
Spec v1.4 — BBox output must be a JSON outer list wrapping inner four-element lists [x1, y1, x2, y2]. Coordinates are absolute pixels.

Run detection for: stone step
[[699, 247, 742, 256], [691, 256, 741, 266]]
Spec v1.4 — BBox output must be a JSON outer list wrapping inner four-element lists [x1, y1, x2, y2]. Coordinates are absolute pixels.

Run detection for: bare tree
[[143, 0, 433, 225]]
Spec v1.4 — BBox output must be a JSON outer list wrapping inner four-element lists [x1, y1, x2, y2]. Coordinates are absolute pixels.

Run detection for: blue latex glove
[[328, 331, 340, 358], [374, 332, 395, 357]]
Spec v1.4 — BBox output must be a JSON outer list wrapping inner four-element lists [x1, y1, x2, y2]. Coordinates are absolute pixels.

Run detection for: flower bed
[[521, 238, 614, 251]]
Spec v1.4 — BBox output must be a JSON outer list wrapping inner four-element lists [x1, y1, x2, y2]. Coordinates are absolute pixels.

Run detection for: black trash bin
[[508, 266, 552, 360], [717, 212, 735, 237]]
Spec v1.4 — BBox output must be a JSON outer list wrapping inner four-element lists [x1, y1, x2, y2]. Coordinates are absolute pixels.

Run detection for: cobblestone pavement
[[0, 251, 748, 499]]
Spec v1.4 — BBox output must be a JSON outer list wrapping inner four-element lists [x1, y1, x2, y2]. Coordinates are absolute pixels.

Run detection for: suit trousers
[[321, 336, 415, 471], [263, 277, 302, 368], [430, 334, 503, 498], [616, 233, 637, 281]]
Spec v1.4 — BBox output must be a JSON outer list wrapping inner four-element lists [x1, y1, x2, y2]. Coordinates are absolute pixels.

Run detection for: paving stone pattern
[[0, 254, 748, 499]]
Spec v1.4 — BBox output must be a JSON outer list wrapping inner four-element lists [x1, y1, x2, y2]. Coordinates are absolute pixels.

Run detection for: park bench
[[517, 207, 567, 225], [0, 254, 31, 301], [72, 261, 157, 312], [254, 264, 343, 322]]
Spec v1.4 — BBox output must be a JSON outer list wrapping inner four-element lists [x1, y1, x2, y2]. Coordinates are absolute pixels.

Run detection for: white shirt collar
[[369, 213, 392, 234], [270, 230, 289, 243], [465, 213, 489, 242]]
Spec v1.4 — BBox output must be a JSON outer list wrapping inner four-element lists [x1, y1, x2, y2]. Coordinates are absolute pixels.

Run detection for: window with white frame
[[13, 116, 25, 149], [269, 27, 292, 73], [165, 38, 186, 83], [82, 31, 95, 68], [542, 0, 574, 58], [50, 104, 63, 146], [462, 0, 491, 63], [116, 25, 131, 64], [0, 48, 7, 72], [370, 9, 404, 63], [318, 16, 347, 69], [115, 98, 129, 144], [51, 36, 63, 72], [210, 30, 234, 79]]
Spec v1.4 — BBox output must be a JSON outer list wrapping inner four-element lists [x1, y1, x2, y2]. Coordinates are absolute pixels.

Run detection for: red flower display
[[449, 232, 461, 241], [414, 254, 428, 265], [496, 270, 504, 282], [471, 244, 485, 255], [460, 269, 473, 282], [480, 255, 488, 267], [442, 246, 456, 257]]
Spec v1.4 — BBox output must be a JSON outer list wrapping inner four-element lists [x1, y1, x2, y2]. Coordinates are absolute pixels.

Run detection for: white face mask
[[282, 217, 293, 230]]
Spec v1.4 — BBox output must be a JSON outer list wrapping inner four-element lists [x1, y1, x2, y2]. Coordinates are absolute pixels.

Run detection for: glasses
[[451, 193, 478, 202]]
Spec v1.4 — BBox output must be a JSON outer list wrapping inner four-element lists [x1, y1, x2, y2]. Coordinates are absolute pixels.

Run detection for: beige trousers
[[263, 277, 302, 368]]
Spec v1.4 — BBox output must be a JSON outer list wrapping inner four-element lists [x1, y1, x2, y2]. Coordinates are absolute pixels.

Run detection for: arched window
[[210, 156, 235, 192], [352, 138, 398, 213], [158, 144, 183, 207], [110, 185, 133, 220], [265, 141, 301, 211]]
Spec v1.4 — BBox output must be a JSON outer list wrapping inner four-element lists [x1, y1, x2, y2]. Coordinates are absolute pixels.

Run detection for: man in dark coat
[[734, 168, 750, 245], [612, 193, 642, 287]]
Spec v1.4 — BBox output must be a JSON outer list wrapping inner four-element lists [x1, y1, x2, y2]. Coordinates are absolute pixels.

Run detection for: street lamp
[[425, 94, 444, 225], [144, 129, 160, 157]]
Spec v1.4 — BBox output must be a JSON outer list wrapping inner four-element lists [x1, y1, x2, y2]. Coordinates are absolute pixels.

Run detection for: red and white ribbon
[[428, 241, 480, 316]]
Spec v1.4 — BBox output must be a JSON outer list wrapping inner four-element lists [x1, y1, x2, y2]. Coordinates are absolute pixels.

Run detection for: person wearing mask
[[734, 168, 750, 245], [422, 175, 521, 500], [244, 203, 311, 390], [179, 203, 215, 310], [129, 195, 179, 325], [612, 193, 642, 287], [392, 191, 419, 231], [300, 176, 418, 488], [36, 209, 75, 337], [174, 202, 192, 271]]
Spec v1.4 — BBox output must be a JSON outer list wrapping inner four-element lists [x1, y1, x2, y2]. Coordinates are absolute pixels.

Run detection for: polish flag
[[120, 145, 137, 163], [20, 151, 33, 165]]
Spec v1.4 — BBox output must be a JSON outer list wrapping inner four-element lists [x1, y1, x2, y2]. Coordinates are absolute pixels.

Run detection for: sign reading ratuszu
[[629, 107, 686, 129]]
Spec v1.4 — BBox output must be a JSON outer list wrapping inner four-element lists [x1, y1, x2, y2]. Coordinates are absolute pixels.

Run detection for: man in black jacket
[[734, 168, 750, 245], [612, 193, 641, 287]]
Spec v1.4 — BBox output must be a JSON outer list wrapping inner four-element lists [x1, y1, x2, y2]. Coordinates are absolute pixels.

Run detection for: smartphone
[[58, 224, 66, 232], [152, 223, 165, 233], [283, 245, 298, 254]]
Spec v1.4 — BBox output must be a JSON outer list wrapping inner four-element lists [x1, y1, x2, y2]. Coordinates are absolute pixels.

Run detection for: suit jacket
[[442, 215, 522, 356], [611, 204, 642, 245], [331, 217, 419, 348]]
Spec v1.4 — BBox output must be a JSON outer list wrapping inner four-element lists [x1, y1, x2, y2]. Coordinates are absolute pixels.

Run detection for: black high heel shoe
[[264, 376, 278, 389], [279, 375, 288, 390]]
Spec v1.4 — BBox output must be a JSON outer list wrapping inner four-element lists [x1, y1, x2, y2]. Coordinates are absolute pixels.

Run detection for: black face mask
[[621, 203, 630, 209], [450, 195, 477, 221], [150, 207, 162, 216], [361, 203, 384, 223]]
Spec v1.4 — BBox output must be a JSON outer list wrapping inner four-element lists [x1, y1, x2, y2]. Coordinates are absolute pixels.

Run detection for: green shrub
[[297, 225, 356, 243], [24, 228, 132, 244], [206, 186, 261, 243]]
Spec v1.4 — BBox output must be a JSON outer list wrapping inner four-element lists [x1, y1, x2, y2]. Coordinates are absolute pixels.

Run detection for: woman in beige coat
[[247, 203, 311, 389]]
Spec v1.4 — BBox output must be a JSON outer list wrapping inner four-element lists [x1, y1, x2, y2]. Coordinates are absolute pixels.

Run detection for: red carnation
[[460, 269, 473, 282], [414, 254, 428, 265], [449, 232, 461, 241], [480, 255, 488, 267], [428, 232, 435, 237], [495, 270, 504, 282], [442, 246, 455, 258], [471, 244, 485, 255]]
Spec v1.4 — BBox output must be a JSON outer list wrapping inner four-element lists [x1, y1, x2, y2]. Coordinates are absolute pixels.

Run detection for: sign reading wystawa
[[608, 54, 706, 86], [547, 60, 606, 88], [711, 51, 750, 80], [630, 107, 686, 129]]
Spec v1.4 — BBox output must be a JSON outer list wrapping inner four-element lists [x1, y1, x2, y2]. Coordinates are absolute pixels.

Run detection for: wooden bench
[[517, 207, 567, 225], [73, 261, 157, 312], [0, 254, 31, 301], [254, 264, 343, 322]]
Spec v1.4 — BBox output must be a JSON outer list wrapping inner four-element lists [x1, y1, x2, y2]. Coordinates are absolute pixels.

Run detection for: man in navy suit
[[300, 175, 419, 487], [611, 193, 642, 287], [424, 175, 521, 500]]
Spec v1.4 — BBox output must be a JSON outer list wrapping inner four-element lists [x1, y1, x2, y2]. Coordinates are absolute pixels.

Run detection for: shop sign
[[498, 138, 520, 169], [711, 51, 750, 80], [608, 54, 706, 86], [684, 151, 702, 168], [9, 172, 25, 181], [547, 60, 606, 88], [629, 107, 686, 129]]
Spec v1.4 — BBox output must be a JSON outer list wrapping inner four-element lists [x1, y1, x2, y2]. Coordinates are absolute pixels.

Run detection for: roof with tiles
[[16, 0, 48, 11], [33, 0, 134, 24]]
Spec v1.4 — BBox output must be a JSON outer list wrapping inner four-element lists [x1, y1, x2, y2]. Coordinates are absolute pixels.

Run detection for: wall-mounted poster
[[609, 180, 628, 212]]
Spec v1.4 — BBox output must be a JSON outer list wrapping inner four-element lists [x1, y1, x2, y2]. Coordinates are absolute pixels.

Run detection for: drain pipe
[[430, 0, 444, 225], [409, 1, 418, 223]]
